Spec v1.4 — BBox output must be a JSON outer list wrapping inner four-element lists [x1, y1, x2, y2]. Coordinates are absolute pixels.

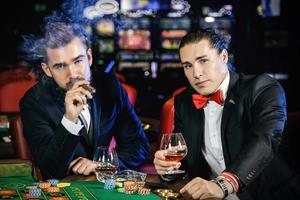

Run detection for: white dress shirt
[[201, 73, 239, 200], [61, 104, 91, 136]]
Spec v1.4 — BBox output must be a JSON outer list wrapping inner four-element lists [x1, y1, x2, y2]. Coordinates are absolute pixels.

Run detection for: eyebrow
[[51, 54, 85, 68], [181, 55, 207, 65], [181, 61, 191, 65], [72, 54, 85, 62], [195, 55, 207, 61]]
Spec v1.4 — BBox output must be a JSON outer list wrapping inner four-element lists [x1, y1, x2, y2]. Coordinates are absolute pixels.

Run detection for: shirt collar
[[217, 72, 230, 101]]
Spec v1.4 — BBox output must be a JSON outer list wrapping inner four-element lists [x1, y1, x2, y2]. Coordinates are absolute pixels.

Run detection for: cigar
[[80, 84, 96, 93], [72, 84, 96, 106]]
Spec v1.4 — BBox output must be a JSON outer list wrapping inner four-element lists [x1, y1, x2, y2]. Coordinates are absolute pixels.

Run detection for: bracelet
[[213, 177, 228, 198], [221, 171, 239, 192], [220, 174, 238, 193], [219, 176, 234, 192]]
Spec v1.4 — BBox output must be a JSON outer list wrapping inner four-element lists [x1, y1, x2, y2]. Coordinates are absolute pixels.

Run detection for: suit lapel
[[42, 80, 65, 126], [90, 90, 101, 151], [221, 72, 240, 165], [183, 88, 206, 174]]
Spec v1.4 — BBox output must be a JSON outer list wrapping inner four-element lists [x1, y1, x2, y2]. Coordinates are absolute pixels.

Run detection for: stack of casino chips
[[121, 181, 150, 195], [28, 188, 42, 198], [104, 179, 116, 190], [124, 181, 136, 194], [102, 177, 151, 195], [39, 182, 52, 189], [23, 179, 64, 199]]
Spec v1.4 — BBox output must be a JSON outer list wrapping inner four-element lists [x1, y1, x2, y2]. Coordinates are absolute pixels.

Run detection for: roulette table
[[0, 176, 160, 200]]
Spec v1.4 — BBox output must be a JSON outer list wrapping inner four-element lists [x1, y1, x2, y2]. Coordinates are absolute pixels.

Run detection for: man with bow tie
[[19, 17, 149, 179], [154, 29, 299, 200]]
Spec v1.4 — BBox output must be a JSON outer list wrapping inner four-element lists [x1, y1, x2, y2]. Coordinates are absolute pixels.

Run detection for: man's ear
[[221, 49, 229, 64], [41, 63, 52, 77], [87, 48, 93, 67]]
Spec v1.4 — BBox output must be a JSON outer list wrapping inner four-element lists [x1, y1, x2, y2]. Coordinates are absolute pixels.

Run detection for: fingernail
[[167, 166, 173, 171], [175, 162, 181, 168]]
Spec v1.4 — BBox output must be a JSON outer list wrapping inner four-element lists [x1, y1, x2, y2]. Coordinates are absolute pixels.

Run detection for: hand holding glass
[[93, 146, 119, 182], [160, 132, 188, 174]]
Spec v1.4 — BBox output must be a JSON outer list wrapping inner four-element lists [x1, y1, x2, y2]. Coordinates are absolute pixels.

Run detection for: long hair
[[18, 12, 89, 80]]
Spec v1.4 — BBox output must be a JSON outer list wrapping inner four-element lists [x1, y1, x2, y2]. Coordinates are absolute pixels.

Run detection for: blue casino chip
[[104, 179, 116, 190], [47, 179, 59, 186]]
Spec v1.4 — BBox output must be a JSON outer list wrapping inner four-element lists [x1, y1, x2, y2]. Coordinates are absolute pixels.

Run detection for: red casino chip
[[0, 190, 17, 195], [136, 181, 146, 189], [49, 197, 70, 200], [138, 188, 151, 195], [39, 182, 51, 189], [44, 187, 61, 193], [23, 193, 40, 199]]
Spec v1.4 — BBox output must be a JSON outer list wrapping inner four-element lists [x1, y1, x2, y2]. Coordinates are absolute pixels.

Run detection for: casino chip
[[115, 181, 123, 188], [33, 182, 40, 186], [44, 187, 61, 193], [104, 179, 115, 189], [138, 188, 151, 195], [117, 188, 124, 193], [23, 193, 40, 199], [39, 182, 51, 189], [28, 188, 42, 198], [49, 197, 70, 200], [26, 186, 38, 190], [47, 179, 59, 186], [57, 182, 71, 188], [50, 192, 65, 197], [0, 190, 16, 195]]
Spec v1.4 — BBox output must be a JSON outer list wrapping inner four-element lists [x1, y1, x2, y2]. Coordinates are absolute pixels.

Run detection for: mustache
[[66, 77, 85, 90]]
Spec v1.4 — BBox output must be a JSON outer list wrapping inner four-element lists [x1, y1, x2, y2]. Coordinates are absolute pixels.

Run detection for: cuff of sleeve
[[61, 116, 83, 136], [160, 173, 185, 182]]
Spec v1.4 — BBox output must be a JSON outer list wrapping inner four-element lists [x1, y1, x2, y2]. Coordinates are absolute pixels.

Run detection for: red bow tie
[[192, 90, 224, 109]]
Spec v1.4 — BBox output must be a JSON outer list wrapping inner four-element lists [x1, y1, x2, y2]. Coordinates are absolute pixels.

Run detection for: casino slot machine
[[157, 16, 191, 101], [93, 17, 117, 72]]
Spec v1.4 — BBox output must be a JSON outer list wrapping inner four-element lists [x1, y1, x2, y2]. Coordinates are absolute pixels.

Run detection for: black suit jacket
[[20, 71, 150, 179], [174, 72, 300, 200]]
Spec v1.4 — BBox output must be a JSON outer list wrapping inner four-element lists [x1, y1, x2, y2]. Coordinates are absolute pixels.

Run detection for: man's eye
[[75, 60, 82, 64], [200, 59, 208, 63], [183, 65, 191, 69], [55, 64, 64, 69]]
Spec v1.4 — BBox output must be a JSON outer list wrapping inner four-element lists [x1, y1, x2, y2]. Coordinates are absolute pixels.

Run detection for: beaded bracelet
[[221, 171, 239, 192]]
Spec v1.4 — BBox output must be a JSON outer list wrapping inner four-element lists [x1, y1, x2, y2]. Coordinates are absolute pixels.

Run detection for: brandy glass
[[160, 132, 188, 174], [93, 146, 119, 182]]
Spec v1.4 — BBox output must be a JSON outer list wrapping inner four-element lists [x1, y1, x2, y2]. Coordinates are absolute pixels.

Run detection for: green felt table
[[0, 176, 161, 200]]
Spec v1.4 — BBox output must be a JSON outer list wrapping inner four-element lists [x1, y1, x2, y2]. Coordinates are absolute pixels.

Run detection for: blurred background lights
[[83, 0, 119, 20]]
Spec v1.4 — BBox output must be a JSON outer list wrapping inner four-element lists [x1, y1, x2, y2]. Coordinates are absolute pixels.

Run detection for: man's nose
[[193, 65, 203, 79], [68, 65, 79, 78]]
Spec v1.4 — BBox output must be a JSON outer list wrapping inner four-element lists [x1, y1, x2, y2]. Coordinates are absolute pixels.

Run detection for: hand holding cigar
[[80, 84, 96, 94]]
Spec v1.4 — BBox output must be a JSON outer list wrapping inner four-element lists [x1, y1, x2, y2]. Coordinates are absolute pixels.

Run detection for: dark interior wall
[[0, 1, 62, 65]]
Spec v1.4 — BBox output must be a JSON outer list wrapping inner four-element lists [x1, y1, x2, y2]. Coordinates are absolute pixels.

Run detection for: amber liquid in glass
[[95, 165, 117, 174], [165, 153, 186, 162]]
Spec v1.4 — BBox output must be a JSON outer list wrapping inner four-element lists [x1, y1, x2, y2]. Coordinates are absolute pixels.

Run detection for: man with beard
[[19, 20, 149, 179]]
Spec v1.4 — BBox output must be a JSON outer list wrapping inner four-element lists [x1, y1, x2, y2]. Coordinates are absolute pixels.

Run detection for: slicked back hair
[[179, 29, 234, 71]]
